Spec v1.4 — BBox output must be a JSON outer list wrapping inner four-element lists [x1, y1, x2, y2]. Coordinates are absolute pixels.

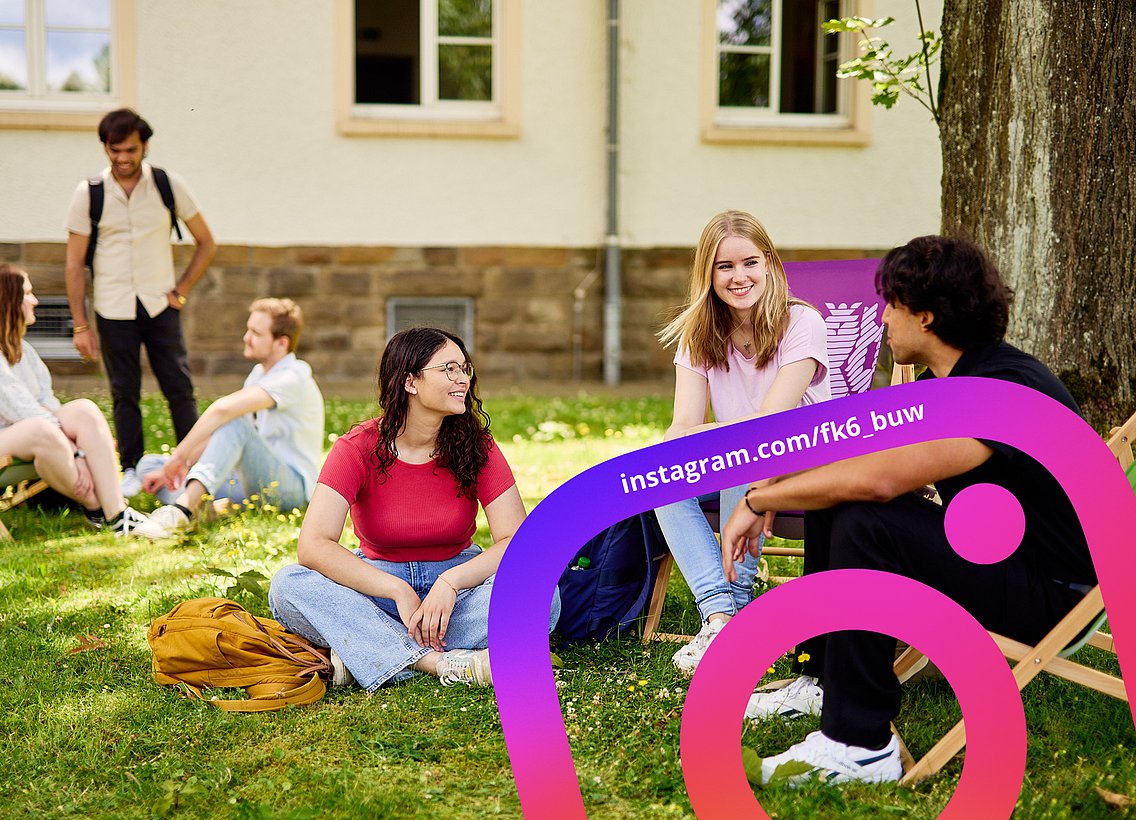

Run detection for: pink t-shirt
[[318, 419, 516, 562], [675, 303, 831, 423]]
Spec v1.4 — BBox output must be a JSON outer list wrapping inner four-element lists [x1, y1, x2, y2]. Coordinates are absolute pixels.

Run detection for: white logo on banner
[[824, 302, 882, 399]]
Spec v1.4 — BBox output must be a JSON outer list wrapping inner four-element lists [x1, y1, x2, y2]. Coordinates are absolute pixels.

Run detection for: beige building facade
[[0, 0, 943, 384]]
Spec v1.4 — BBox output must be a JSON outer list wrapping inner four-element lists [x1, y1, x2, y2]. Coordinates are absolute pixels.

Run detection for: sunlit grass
[[0, 393, 1131, 817]]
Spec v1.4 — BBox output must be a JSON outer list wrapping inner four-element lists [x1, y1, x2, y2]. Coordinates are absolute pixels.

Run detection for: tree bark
[[940, 0, 1136, 427]]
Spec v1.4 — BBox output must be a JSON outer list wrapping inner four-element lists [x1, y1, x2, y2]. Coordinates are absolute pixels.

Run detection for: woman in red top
[[269, 327, 559, 689]]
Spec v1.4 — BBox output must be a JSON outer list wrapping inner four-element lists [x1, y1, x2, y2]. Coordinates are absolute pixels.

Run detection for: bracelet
[[437, 575, 460, 594], [743, 488, 763, 517], [72, 325, 89, 334]]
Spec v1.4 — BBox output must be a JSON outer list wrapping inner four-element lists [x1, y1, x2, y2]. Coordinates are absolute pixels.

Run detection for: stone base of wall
[[2, 241, 882, 384]]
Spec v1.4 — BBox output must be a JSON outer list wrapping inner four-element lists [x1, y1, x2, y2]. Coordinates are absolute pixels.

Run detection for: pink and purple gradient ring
[[489, 378, 1136, 817]]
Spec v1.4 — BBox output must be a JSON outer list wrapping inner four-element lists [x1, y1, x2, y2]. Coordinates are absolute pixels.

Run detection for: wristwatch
[[171, 289, 187, 306]]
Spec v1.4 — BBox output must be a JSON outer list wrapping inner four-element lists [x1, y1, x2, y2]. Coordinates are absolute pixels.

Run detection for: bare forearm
[[437, 538, 510, 590], [65, 263, 89, 325], [176, 239, 215, 296], [298, 537, 411, 600]]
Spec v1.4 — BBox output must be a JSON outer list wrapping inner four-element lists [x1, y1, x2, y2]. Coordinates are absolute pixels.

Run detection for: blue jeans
[[655, 484, 761, 622], [269, 547, 562, 691], [185, 416, 309, 509]]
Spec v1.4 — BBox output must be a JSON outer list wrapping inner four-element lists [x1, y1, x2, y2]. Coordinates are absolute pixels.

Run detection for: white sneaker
[[436, 648, 492, 687], [745, 675, 824, 721], [758, 730, 902, 786], [329, 649, 355, 687], [109, 506, 150, 537], [120, 467, 142, 498], [671, 619, 726, 677], [133, 504, 191, 540]]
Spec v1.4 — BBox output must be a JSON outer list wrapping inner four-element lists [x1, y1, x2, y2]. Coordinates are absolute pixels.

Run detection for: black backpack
[[84, 166, 182, 270], [554, 511, 669, 644]]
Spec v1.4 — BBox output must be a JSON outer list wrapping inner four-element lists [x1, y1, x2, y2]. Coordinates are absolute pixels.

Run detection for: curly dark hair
[[875, 235, 1013, 350], [372, 327, 491, 499]]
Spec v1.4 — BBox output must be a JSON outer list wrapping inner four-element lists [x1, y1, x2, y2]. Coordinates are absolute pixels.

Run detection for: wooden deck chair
[[0, 455, 49, 540], [894, 410, 1136, 784], [643, 258, 912, 642]]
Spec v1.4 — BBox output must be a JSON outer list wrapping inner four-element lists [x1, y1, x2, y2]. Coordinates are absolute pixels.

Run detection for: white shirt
[[64, 163, 201, 320], [245, 353, 325, 499], [0, 341, 62, 431]]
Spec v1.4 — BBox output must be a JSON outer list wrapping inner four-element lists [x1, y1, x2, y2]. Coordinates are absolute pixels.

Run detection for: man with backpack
[[64, 108, 216, 497]]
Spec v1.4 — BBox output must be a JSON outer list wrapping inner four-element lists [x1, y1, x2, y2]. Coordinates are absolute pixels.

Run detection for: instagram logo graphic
[[489, 378, 1136, 818]]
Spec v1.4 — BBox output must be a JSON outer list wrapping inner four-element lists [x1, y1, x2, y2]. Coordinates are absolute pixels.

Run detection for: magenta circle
[[943, 483, 1025, 565]]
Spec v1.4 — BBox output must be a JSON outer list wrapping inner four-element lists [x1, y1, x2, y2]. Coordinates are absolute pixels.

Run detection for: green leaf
[[549, 652, 564, 668], [742, 746, 764, 785], [206, 566, 236, 578], [238, 569, 269, 581], [767, 759, 815, 785]]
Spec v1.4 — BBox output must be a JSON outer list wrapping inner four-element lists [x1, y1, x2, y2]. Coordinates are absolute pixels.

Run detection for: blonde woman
[[657, 211, 830, 675], [0, 265, 147, 534]]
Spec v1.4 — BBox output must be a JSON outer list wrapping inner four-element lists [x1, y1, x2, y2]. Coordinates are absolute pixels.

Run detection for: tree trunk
[[939, 0, 1136, 428]]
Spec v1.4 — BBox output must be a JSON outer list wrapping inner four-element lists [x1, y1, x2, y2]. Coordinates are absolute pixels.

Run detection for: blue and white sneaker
[[758, 730, 902, 786], [745, 675, 823, 721]]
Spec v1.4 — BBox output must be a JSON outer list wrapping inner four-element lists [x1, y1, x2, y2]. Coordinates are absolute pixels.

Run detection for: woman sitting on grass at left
[[269, 327, 560, 689], [0, 265, 148, 535]]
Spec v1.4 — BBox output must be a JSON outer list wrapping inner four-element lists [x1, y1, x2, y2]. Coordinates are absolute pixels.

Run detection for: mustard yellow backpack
[[147, 597, 332, 712]]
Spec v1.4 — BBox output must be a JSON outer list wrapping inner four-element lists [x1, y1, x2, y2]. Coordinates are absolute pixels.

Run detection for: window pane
[[45, 0, 112, 28], [45, 31, 111, 92], [718, 0, 772, 47], [719, 52, 770, 108], [438, 0, 492, 38], [355, 0, 419, 104], [0, 28, 27, 89], [438, 43, 491, 101], [0, 0, 24, 26]]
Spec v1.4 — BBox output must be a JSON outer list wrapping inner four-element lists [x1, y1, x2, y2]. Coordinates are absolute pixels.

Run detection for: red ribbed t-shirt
[[318, 419, 516, 562]]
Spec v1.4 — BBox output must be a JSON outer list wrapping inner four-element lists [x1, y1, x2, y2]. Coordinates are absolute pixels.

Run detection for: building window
[[337, 0, 519, 137], [387, 297, 474, 350], [0, 0, 134, 128], [704, 0, 868, 144], [24, 296, 80, 360]]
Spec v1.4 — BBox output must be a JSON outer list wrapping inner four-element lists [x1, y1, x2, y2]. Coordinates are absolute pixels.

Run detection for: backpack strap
[[620, 511, 667, 633], [177, 673, 328, 713], [150, 167, 183, 241], [84, 177, 104, 269]]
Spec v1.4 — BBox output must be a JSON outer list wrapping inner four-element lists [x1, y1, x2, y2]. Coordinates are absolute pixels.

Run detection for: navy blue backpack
[[554, 511, 670, 644]]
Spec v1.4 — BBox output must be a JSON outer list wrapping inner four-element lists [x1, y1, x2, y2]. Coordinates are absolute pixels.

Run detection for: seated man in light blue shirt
[[136, 298, 324, 539]]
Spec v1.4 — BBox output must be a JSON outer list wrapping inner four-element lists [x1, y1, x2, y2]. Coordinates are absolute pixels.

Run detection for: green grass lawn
[[1, 393, 1132, 818]]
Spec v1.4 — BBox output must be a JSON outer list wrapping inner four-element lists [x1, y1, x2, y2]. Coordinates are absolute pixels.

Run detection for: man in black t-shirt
[[720, 235, 1093, 786]]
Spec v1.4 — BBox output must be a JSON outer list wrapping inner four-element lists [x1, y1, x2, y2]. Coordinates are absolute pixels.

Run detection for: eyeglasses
[[420, 360, 474, 382]]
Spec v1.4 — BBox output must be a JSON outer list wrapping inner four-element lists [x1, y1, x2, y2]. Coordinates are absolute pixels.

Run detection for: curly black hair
[[372, 327, 491, 499], [875, 235, 1013, 350]]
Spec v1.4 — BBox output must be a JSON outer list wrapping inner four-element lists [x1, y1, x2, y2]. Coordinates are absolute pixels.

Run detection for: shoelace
[[439, 659, 473, 686]]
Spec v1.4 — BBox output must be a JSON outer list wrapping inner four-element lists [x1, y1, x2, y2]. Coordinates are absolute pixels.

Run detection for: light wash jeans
[[184, 416, 309, 509], [269, 547, 563, 691], [655, 484, 762, 622]]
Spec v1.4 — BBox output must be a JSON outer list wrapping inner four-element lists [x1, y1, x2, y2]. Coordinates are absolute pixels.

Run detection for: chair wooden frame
[[0, 455, 49, 540], [642, 259, 915, 643], [894, 411, 1136, 784]]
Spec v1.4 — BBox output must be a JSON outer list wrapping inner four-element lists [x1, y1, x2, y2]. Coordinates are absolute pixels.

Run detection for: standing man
[[136, 298, 324, 540], [721, 236, 1095, 785], [65, 108, 216, 497]]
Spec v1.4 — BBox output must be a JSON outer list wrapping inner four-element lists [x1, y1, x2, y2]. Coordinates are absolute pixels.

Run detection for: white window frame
[[0, 0, 135, 129], [337, 0, 520, 138], [703, 0, 870, 145]]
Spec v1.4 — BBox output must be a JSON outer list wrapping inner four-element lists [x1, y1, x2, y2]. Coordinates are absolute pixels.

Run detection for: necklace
[[732, 324, 754, 354]]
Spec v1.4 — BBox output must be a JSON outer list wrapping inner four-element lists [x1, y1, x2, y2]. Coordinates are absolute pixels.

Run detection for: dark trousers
[[97, 300, 198, 469], [792, 495, 1084, 749]]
